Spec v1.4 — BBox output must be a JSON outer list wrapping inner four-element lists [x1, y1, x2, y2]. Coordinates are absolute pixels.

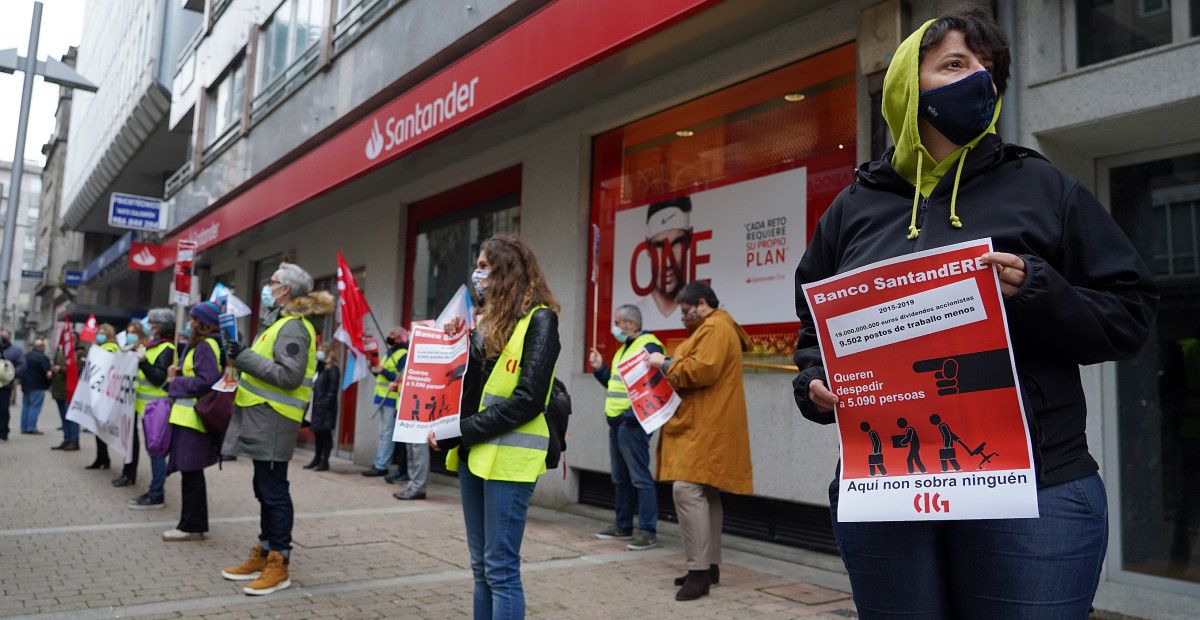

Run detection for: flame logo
[[132, 247, 157, 267], [364, 119, 384, 160]]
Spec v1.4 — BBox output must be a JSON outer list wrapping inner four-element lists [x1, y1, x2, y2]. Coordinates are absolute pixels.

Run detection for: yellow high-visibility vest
[[135, 341, 175, 415], [373, 347, 408, 406], [604, 333, 663, 418], [234, 315, 316, 422], [447, 306, 554, 482], [168, 338, 219, 433]]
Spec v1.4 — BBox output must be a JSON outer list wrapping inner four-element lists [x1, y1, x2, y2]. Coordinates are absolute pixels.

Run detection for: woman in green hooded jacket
[[793, 6, 1156, 619]]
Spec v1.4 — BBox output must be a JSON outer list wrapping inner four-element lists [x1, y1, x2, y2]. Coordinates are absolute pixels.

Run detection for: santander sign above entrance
[[161, 0, 720, 267], [366, 78, 480, 161]]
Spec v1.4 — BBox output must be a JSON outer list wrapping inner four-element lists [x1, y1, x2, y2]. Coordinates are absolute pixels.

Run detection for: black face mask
[[385, 337, 397, 348], [918, 70, 997, 146]]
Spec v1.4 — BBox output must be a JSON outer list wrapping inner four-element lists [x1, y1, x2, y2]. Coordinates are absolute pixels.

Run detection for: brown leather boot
[[242, 551, 291, 595], [221, 544, 268, 581]]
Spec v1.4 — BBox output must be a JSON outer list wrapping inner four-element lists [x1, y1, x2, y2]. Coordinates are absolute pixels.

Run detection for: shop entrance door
[[404, 167, 521, 473]]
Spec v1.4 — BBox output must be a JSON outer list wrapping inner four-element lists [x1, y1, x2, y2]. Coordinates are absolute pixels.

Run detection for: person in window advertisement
[[588, 304, 664, 551], [430, 233, 561, 620], [636, 197, 695, 323], [791, 6, 1157, 618], [220, 262, 333, 596], [646, 281, 753, 602]]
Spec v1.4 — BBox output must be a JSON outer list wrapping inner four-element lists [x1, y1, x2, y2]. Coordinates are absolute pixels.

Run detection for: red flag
[[58, 320, 79, 403], [80, 314, 98, 343], [334, 251, 374, 387]]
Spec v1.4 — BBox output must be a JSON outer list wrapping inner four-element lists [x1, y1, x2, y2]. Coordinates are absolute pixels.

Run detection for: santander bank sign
[[366, 77, 480, 160]]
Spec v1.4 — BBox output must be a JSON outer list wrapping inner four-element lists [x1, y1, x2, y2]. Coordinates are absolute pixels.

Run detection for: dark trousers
[[178, 470, 208, 533], [830, 473, 1107, 619], [253, 460, 294, 552], [0, 387, 11, 440], [313, 430, 333, 463], [95, 437, 110, 465], [122, 425, 140, 480]]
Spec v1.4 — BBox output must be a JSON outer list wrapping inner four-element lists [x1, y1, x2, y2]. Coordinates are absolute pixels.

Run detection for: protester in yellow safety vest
[[161, 303, 223, 543], [430, 234, 560, 620], [111, 313, 157, 489], [587, 304, 664, 551], [84, 323, 121, 471], [129, 308, 177, 510], [361, 327, 409, 481], [221, 262, 333, 596]]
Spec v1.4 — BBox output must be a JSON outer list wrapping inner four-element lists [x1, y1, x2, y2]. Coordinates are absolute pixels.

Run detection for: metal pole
[[0, 1, 42, 332]]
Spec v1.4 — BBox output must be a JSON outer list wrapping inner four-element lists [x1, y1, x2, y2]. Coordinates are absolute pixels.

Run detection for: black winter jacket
[[438, 308, 561, 458], [310, 362, 340, 432], [793, 135, 1158, 488]]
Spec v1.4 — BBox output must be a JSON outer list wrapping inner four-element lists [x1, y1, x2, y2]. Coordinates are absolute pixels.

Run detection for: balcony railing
[[164, 160, 193, 200], [175, 26, 204, 77], [249, 43, 321, 124], [333, 0, 406, 56]]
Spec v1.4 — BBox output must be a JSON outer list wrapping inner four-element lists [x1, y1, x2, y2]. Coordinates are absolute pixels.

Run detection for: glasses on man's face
[[650, 230, 692, 251], [679, 305, 694, 316]]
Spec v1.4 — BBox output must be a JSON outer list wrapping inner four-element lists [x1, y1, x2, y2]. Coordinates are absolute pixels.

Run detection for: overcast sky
[[1, 0, 86, 167]]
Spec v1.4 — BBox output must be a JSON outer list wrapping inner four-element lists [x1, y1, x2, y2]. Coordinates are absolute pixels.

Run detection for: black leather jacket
[[439, 308, 560, 454]]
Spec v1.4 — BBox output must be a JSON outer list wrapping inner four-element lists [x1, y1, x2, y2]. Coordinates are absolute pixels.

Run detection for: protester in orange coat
[[648, 281, 753, 602]]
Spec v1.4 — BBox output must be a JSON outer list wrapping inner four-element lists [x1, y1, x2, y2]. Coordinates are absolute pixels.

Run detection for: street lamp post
[[0, 1, 97, 331]]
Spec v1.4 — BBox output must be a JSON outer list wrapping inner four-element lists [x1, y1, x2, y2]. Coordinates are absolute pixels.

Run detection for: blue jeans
[[148, 456, 167, 499], [609, 421, 657, 534], [56, 398, 79, 443], [459, 462, 535, 620], [830, 473, 1108, 619], [373, 405, 397, 470], [21, 389, 45, 432]]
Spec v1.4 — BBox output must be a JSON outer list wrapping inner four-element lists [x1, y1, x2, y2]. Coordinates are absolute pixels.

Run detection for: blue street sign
[[108, 192, 167, 231], [64, 270, 83, 287]]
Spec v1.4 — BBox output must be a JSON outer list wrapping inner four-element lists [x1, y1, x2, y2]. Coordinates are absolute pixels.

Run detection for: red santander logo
[[129, 243, 162, 271]]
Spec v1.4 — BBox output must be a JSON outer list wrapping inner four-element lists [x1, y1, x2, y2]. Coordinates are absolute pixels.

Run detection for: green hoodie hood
[[883, 18, 1002, 238]]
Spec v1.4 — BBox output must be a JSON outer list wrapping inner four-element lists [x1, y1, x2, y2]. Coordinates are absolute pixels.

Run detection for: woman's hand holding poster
[[617, 349, 679, 434], [801, 238, 1037, 522], [391, 325, 469, 443]]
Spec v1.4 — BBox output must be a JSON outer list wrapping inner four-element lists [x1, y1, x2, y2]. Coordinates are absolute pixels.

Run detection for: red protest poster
[[616, 349, 680, 434], [801, 238, 1037, 522], [392, 325, 468, 443]]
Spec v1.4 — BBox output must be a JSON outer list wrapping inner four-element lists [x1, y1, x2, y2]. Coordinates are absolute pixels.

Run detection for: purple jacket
[[167, 340, 222, 473]]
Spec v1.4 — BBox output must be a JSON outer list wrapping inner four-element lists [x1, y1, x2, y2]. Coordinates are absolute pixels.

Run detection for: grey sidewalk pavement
[[0, 400, 858, 619]]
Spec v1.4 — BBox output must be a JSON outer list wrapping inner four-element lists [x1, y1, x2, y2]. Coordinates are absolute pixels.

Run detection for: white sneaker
[[162, 528, 205, 542]]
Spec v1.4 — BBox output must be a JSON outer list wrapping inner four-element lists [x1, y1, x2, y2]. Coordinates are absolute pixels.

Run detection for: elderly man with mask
[[220, 262, 333, 596], [128, 308, 177, 508]]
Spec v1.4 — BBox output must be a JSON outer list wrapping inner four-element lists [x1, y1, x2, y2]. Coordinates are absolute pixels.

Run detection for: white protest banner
[[616, 349, 680, 434], [66, 346, 139, 464], [801, 238, 1037, 522], [392, 325, 469, 443]]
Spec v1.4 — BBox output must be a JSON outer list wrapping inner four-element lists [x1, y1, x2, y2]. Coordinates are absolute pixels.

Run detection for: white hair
[[276, 262, 313, 298], [614, 304, 642, 329]]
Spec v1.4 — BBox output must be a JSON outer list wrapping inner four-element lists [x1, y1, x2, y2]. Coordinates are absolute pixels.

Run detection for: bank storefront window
[[589, 43, 856, 371], [1109, 150, 1200, 588]]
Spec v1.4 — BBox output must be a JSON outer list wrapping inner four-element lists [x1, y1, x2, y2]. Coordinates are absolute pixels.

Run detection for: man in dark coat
[[0, 329, 26, 441], [19, 338, 50, 434]]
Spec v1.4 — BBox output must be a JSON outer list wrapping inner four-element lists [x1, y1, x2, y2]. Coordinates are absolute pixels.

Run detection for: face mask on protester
[[316, 351, 326, 362], [471, 268, 491, 301], [385, 337, 397, 348], [95, 334, 107, 344], [611, 326, 628, 343], [260, 284, 277, 309], [918, 70, 997, 146], [140, 317, 152, 336]]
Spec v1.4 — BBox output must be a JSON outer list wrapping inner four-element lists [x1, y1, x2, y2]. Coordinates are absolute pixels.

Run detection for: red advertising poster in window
[[801, 239, 1037, 522], [589, 43, 857, 370], [391, 325, 469, 443]]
